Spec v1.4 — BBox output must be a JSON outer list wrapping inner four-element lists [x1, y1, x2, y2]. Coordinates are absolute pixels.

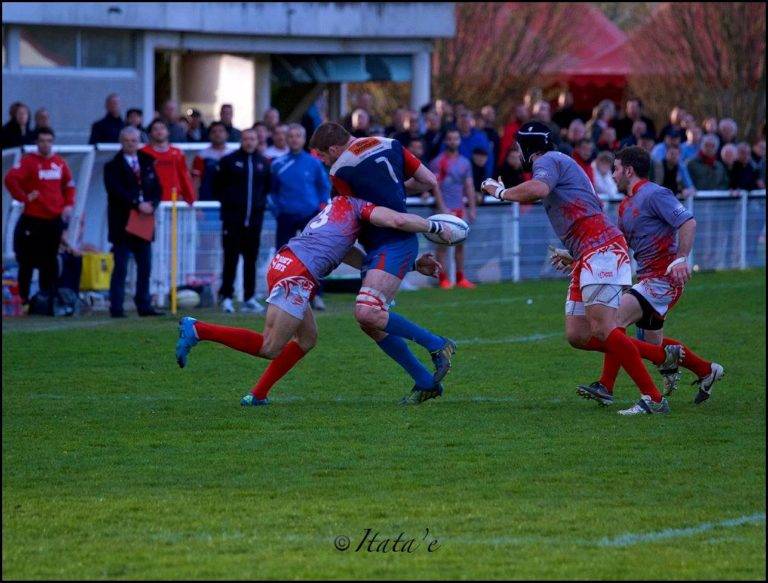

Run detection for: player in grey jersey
[[175, 196, 457, 406]]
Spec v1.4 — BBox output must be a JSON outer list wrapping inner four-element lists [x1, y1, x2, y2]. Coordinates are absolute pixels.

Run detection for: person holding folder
[[105, 126, 163, 317]]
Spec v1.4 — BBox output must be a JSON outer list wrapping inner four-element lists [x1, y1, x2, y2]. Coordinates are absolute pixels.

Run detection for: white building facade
[[2, 2, 455, 143]]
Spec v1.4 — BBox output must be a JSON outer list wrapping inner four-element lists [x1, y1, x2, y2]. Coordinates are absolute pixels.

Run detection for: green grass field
[[3, 269, 766, 580]]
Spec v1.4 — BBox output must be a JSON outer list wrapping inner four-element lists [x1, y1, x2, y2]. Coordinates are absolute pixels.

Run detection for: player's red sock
[[438, 271, 449, 284], [599, 353, 621, 392], [251, 341, 307, 399], [629, 338, 666, 365], [605, 328, 663, 402], [194, 321, 264, 356], [662, 337, 712, 377], [456, 270, 465, 281]]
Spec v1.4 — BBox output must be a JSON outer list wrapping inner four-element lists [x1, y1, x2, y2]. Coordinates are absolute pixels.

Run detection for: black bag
[[28, 292, 54, 316]]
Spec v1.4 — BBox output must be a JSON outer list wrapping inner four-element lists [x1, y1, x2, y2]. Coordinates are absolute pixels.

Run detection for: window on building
[[81, 29, 135, 69], [20, 26, 77, 68], [18, 26, 135, 69]]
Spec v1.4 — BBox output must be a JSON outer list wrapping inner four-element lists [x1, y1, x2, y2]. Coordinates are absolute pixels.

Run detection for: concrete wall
[[2, 2, 456, 39]]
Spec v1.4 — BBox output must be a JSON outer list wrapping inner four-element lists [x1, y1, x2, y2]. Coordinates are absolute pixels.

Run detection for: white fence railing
[[2, 145, 766, 306]]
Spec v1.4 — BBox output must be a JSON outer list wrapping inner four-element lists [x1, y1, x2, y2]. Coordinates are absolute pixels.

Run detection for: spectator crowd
[[2, 88, 766, 314]]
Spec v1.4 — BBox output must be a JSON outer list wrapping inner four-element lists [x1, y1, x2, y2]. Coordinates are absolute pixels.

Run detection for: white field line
[[456, 332, 561, 345], [142, 513, 766, 548], [3, 278, 761, 334], [597, 513, 766, 547], [24, 393, 594, 405]]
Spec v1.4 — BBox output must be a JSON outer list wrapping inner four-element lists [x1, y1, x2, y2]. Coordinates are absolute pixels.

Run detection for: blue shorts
[[362, 236, 419, 280]]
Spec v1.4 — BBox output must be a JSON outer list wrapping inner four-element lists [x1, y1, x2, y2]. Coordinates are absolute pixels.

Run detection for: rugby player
[[309, 123, 457, 405], [481, 122, 677, 415], [175, 195, 456, 406], [567, 147, 724, 410]]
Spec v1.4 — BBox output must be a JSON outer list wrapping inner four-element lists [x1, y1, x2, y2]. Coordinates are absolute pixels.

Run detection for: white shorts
[[265, 249, 318, 321], [629, 277, 684, 318], [565, 239, 632, 316]]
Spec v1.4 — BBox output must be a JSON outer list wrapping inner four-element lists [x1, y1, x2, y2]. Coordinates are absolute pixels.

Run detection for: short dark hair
[[444, 128, 461, 140], [407, 137, 424, 148], [309, 122, 351, 151], [35, 126, 54, 139], [208, 121, 227, 132], [147, 118, 167, 133], [252, 121, 267, 130], [472, 147, 488, 156], [616, 146, 651, 178], [126, 108, 143, 118]]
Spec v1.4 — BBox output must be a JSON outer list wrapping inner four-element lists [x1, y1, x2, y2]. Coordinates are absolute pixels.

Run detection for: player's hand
[[138, 202, 154, 215], [61, 205, 74, 221], [27, 190, 40, 202], [481, 176, 505, 200], [415, 252, 443, 278], [667, 258, 691, 287], [548, 245, 574, 274]]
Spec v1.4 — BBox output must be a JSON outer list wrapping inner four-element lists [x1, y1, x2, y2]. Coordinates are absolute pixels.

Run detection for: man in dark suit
[[213, 128, 271, 314], [89, 93, 126, 144], [104, 126, 162, 317]]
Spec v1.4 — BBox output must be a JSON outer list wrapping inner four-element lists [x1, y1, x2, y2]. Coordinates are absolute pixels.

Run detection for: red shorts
[[266, 247, 318, 320]]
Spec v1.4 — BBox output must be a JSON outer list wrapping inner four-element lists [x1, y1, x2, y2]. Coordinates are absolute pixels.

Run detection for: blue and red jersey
[[329, 137, 422, 252]]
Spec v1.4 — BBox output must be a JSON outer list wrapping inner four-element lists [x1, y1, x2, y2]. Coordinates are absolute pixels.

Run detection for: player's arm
[[667, 218, 696, 286], [481, 176, 549, 203], [367, 206, 453, 244], [464, 175, 477, 221], [404, 164, 438, 195]]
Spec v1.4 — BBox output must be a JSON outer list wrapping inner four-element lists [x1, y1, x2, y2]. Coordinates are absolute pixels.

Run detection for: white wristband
[[665, 257, 687, 275]]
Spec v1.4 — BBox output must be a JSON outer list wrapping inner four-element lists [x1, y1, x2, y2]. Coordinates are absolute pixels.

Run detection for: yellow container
[[80, 253, 114, 291]]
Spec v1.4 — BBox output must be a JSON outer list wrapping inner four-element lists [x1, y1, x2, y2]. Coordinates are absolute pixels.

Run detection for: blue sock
[[384, 312, 444, 352], [376, 334, 434, 389]]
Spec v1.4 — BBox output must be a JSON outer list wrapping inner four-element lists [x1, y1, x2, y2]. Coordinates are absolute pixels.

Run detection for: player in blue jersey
[[310, 122, 457, 404]]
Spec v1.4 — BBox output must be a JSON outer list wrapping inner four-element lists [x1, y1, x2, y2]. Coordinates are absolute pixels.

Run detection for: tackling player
[[481, 122, 677, 415], [309, 123, 457, 405], [567, 147, 723, 409], [175, 195, 456, 406]]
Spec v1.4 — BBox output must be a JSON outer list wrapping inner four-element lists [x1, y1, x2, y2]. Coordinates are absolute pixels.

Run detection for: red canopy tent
[[542, 4, 632, 112]]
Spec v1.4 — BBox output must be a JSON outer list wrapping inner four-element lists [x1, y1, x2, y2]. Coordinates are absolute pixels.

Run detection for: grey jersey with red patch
[[532, 151, 624, 259], [286, 195, 376, 281], [618, 181, 694, 278]]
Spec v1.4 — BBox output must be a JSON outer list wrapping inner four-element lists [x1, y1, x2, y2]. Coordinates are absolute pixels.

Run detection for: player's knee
[[297, 331, 317, 352], [354, 288, 389, 330], [259, 340, 283, 360], [566, 330, 591, 349]]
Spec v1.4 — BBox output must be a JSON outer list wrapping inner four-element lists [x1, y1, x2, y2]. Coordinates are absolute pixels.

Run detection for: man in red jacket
[[4, 127, 76, 304], [140, 118, 195, 205]]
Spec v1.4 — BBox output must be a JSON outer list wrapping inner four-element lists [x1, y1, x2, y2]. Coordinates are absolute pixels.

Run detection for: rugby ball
[[176, 289, 200, 309], [424, 213, 470, 246]]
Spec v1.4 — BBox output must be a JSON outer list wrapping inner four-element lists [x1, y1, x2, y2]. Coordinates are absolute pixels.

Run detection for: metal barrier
[[1, 144, 765, 307]]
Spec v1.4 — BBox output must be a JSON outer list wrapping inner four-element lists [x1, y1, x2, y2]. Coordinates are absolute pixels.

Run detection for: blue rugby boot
[[176, 316, 199, 368], [241, 395, 270, 407], [576, 381, 614, 406], [430, 338, 457, 383], [399, 382, 444, 406]]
